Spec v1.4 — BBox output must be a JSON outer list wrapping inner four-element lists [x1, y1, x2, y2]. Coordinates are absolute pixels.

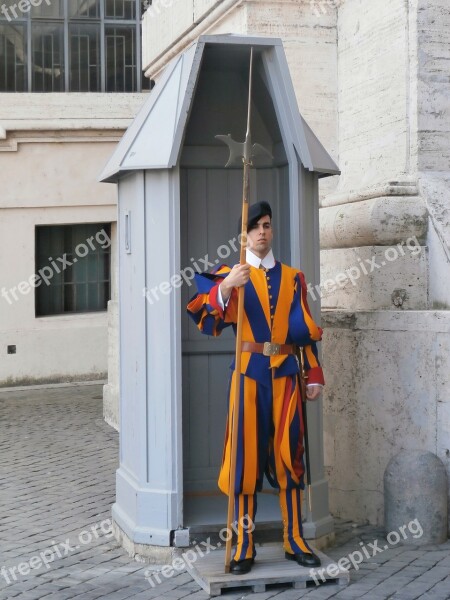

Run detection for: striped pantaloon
[[218, 370, 314, 560]]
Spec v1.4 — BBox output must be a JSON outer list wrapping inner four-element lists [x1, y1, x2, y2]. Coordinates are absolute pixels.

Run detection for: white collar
[[246, 248, 276, 269]]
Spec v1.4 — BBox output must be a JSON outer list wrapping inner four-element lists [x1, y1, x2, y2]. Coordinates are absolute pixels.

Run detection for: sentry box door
[[180, 43, 291, 527]]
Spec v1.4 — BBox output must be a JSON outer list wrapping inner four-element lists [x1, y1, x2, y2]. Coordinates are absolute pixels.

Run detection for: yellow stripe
[[280, 384, 299, 484], [292, 489, 310, 553], [249, 267, 270, 330], [248, 495, 254, 529], [218, 371, 236, 495], [272, 376, 288, 490], [270, 265, 295, 369], [305, 345, 319, 369], [239, 494, 244, 527], [299, 290, 322, 340], [271, 264, 292, 343], [242, 378, 257, 492]]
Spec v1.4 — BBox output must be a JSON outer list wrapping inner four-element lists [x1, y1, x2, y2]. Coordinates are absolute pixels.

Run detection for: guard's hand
[[220, 264, 251, 301], [306, 385, 322, 401], [227, 263, 251, 288]]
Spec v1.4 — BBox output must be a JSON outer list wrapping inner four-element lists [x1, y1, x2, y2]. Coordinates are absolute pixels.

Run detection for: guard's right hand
[[219, 264, 251, 301], [226, 263, 251, 288]]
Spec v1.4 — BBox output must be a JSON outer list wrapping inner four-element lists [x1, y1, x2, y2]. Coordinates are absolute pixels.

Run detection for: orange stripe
[[249, 267, 270, 329], [272, 376, 287, 489], [300, 295, 322, 340], [271, 264, 293, 343], [281, 382, 299, 484], [218, 371, 236, 495], [305, 345, 319, 369], [270, 265, 295, 369], [292, 489, 310, 553], [242, 378, 257, 492]]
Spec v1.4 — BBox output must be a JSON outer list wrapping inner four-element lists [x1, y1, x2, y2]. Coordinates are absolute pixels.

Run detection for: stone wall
[[0, 94, 146, 387], [322, 311, 450, 525], [321, 0, 450, 529], [415, 0, 450, 308]]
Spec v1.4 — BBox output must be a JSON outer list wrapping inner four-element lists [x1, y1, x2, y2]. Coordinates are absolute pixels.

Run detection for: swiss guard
[[187, 200, 325, 575]]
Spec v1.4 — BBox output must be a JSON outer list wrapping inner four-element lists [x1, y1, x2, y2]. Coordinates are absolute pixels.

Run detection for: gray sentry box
[[100, 34, 339, 551]]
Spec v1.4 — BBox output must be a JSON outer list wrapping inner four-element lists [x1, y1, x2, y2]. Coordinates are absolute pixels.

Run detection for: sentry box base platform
[[185, 544, 350, 597]]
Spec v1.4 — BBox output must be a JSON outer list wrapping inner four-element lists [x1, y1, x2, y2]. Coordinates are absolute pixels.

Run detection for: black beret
[[238, 201, 272, 234]]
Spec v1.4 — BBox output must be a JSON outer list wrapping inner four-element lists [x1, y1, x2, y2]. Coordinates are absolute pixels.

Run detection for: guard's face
[[246, 215, 273, 257]]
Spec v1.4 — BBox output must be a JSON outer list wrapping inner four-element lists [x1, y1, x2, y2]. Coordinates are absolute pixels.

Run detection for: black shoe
[[229, 557, 254, 574], [285, 550, 321, 567]]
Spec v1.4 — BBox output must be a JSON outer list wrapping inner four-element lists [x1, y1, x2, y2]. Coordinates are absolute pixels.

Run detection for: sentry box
[[100, 34, 339, 555]]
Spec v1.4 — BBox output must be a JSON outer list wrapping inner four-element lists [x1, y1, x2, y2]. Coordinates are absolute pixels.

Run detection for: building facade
[[0, 0, 148, 389]]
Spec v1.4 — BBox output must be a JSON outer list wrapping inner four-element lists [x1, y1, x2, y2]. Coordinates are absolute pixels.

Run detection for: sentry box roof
[[99, 34, 339, 183]]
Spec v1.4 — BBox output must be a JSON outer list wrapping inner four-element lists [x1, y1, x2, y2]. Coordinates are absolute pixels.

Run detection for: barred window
[[69, 0, 101, 19], [0, 23, 27, 92], [105, 0, 136, 19], [70, 23, 101, 92], [32, 23, 65, 92], [0, 0, 144, 92], [105, 25, 136, 92], [35, 224, 112, 317]]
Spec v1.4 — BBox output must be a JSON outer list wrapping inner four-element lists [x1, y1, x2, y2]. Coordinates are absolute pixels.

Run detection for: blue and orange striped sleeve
[[186, 265, 237, 336]]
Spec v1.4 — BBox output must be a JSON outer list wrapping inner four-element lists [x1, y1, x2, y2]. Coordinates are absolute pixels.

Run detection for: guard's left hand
[[306, 385, 322, 401]]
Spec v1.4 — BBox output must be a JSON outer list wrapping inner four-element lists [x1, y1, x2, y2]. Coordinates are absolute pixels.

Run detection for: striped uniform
[[187, 260, 324, 561]]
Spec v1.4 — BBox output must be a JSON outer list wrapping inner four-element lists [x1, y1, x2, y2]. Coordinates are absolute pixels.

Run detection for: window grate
[[35, 223, 112, 317], [0, 23, 27, 92], [0, 0, 142, 92]]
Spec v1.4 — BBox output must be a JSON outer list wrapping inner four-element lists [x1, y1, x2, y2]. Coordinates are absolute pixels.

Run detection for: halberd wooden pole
[[224, 48, 254, 574]]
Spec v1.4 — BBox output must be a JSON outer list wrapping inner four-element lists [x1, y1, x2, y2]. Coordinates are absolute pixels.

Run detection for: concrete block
[[384, 450, 448, 545], [322, 310, 450, 526]]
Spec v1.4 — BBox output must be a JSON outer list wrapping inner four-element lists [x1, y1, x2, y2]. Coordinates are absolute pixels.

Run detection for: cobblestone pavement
[[1, 384, 450, 600]]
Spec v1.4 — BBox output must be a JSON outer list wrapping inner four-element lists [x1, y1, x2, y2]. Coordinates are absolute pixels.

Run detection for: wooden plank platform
[[186, 544, 350, 597]]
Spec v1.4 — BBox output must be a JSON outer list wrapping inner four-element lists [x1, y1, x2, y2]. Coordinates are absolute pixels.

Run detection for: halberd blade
[[215, 134, 245, 167], [215, 134, 273, 168]]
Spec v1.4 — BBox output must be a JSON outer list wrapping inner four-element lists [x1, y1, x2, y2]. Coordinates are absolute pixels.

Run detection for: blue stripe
[[244, 279, 271, 342], [202, 314, 216, 336], [268, 261, 282, 315], [288, 274, 315, 346], [256, 382, 273, 490], [285, 488, 294, 547], [194, 272, 221, 294]]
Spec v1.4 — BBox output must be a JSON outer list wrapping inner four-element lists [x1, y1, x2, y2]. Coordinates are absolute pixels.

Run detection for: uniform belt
[[242, 341, 296, 356]]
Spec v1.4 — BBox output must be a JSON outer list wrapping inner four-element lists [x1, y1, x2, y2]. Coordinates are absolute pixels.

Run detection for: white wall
[[0, 204, 113, 386], [0, 94, 147, 386]]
